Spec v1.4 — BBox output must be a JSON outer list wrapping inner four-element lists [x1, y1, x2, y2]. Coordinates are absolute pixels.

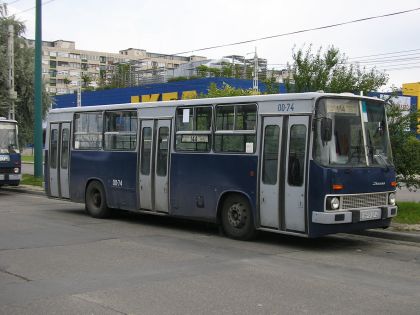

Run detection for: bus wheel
[[221, 195, 256, 241], [85, 181, 110, 218]]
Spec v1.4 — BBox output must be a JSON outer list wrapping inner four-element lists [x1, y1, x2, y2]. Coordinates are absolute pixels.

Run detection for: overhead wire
[[13, 0, 58, 15], [170, 7, 420, 56]]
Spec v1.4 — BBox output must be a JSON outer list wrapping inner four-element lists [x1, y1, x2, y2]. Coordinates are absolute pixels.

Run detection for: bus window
[[262, 125, 280, 185], [141, 127, 152, 175], [215, 104, 257, 153], [288, 125, 306, 186], [104, 111, 137, 151], [156, 127, 169, 176], [73, 112, 103, 150], [50, 129, 58, 169], [175, 106, 212, 152], [61, 128, 70, 169]]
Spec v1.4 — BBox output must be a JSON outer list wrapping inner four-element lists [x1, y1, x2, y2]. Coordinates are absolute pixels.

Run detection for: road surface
[[0, 190, 419, 314]]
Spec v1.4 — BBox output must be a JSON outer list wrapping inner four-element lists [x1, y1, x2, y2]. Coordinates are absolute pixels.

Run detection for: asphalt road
[[0, 190, 419, 315]]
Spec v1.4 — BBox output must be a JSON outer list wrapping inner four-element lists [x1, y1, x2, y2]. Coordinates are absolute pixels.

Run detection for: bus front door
[[139, 119, 171, 213], [259, 116, 283, 229], [284, 116, 309, 233], [48, 122, 71, 198], [259, 116, 309, 233]]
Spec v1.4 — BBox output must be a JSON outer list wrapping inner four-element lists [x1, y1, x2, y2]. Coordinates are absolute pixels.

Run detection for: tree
[[263, 69, 280, 94], [203, 83, 259, 98], [385, 93, 420, 190], [285, 45, 388, 94], [81, 73, 92, 89], [0, 4, 51, 146]]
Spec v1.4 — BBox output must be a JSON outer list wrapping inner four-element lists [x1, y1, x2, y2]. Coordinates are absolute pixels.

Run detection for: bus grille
[[0, 168, 14, 174], [341, 193, 388, 210]]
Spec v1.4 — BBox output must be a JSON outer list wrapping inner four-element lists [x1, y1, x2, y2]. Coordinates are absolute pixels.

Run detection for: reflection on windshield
[[0, 123, 19, 154], [313, 98, 393, 168], [363, 102, 393, 167]]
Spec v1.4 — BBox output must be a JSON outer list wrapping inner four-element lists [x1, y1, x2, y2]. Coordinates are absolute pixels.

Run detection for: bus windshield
[[0, 122, 19, 154], [313, 98, 393, 168]]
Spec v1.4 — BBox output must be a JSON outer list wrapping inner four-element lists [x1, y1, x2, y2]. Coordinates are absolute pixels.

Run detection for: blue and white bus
[[0, 117, 21, 187], [44, 92, 398, 239]]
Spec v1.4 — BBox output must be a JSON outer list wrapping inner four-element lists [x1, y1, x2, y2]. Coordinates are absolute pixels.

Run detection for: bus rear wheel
[[221, 194, 256, 241], [85, 181, 111, 218]]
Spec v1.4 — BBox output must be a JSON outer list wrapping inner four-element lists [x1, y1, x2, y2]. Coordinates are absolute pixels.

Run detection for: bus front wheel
[[221, 194, 256, 241], [85, 181, 111, 218]]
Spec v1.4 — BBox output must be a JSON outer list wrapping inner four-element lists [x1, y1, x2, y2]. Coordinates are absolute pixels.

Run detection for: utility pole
[[34, 0, 43, 178], [7, 24, 17, 120], [253, 47, 258, 92]]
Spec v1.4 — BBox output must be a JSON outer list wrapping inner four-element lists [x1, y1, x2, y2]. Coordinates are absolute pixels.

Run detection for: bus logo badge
[[372, 182, 385, 186], [113, 179, 123, 187]]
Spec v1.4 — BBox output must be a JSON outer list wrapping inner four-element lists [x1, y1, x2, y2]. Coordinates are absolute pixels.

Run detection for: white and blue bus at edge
[[0, 117, 21, 187], [45, 92, 398, 239]]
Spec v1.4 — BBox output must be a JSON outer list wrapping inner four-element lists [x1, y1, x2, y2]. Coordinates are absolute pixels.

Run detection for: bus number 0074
[[278, 103, 294, 112]]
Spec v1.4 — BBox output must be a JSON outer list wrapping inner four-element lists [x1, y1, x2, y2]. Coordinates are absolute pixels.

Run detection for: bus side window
[[214, 104, 257, 153], [288, 125, 306, 186], [175, 106, 212, 152]]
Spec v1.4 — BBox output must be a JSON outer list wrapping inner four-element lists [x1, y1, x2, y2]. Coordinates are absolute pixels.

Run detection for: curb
[[353, 229, 420, 243], [2, 185, 420, 243], [1, 185, 45, 196]]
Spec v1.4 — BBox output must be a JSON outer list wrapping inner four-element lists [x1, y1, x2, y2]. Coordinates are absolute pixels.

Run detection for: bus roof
[[49, 92, 384, 114], [0, 117, 18, 123]]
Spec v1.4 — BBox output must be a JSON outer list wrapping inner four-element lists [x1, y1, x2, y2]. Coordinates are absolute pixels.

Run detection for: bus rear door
[[139, 119, 171, 212], [48, 122, 71, 198]]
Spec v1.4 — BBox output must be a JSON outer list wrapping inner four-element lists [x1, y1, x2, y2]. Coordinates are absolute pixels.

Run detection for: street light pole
[[34, 0, 43, 178]]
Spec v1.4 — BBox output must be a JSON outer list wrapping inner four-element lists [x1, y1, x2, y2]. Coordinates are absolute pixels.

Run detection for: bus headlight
[[13, 167, 20, 174], [388, 193, 396, 206], [327, 197, 340, 210]]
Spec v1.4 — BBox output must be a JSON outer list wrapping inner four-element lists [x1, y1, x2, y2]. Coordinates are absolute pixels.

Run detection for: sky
[[6, 0, 420, 90]]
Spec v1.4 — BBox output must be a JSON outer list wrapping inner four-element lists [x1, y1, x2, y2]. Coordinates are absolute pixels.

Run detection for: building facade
[[26, 39, 206, 95]]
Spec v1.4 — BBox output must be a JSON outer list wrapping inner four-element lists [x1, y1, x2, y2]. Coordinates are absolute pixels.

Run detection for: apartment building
[[26, 39, 206, 95]]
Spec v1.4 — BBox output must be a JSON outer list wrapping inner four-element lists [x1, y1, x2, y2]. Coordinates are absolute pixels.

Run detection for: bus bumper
[[312, 206, 398, 224], [0, 174, 22, 184]]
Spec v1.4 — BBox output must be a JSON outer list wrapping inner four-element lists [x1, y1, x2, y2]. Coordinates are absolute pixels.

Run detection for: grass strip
[[21, 174, 43, 187], [394, 202, 420, 224]]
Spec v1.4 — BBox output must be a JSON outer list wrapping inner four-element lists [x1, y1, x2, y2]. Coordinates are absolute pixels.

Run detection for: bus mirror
[[321, 118, 332, 141]]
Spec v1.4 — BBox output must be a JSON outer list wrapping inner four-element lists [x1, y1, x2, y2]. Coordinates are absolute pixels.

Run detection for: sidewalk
[[2, 184, 420, 243]]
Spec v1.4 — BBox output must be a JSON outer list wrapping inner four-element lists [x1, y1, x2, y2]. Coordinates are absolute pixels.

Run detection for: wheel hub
[[227, 203, 246, 228]]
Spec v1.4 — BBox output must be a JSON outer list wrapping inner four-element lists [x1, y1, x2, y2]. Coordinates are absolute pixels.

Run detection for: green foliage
[[202, 83, 259, 98], [285, 45, 388, 94], [21, 174, 43, 187], [394, 202, 420, 224], [263, 70, 280, 94], [81, 73, 92, 89], [0, 6, 51, 146], [385, 94, 420, 190]]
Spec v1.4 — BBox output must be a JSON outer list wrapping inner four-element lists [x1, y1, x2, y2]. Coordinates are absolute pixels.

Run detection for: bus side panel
[[308, 161, 396, 237], [170, 153, 258, 221], [70, 151, 137, 210]]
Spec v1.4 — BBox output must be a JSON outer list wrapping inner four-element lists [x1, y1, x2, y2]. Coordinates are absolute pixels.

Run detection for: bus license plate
[[0, 155, 10, 162], [360, 209, 381, 221]]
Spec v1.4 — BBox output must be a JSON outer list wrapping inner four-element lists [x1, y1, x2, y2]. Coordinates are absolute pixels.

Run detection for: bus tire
[[221, 194, 256, 241], [85, 181, 111, 218]]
